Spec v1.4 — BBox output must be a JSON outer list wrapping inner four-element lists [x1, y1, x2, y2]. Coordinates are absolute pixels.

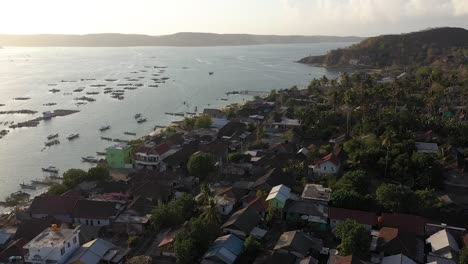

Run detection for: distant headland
[[0, 32, 363, 47]]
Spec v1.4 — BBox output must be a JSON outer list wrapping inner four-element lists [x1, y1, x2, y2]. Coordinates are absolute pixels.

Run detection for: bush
[[187, 152, 215, 180]]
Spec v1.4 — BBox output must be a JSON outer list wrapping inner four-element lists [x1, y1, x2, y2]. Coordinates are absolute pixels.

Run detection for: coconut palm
[[382, 131, 396, 178], [201, 198, 220, 226]]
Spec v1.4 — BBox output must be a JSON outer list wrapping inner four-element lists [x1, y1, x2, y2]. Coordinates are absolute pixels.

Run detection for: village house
[[381, 254, 417, 264], [310, 148, 342, 175], [134, 143, 174, 171], [415, 142, 439, 154], [329, 208, 377, 232], [251, 168, 296, 192], [157, 227, 183, 257], [301, 184, 331, 206], [28, 195, 82, 223], [106, 143, 132, 169], [214, 187, 247, 216], [373, 227, 425, 263], [273, 230, 323, 259], [23, 225, 80, 264], [284, 200, 328, 226], [201, 234, 244, 264], [379, 213, 427, 237], [72, 200, 121, 227], [221, 207, 263, 239], [327, 254, 368, 264], [426, 229, 460, 262], [265, 184, 291, 210], [65, 238, 127, 264]]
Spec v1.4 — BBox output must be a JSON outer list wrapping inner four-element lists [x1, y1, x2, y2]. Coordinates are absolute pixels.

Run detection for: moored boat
[[99, 125, 110, 132], [42, 166, 59, 174], [47, 133, 59, 140], [45, 139, 60, 147], [81, 156, 98, 163], [134, 113, 142, 119], [20, 182, 37, 190], [137, 118, 147, 123], [67, 133, 79, 140], [124, 132, 137, 136], [101, 136, 113, 141], [96, 151, 107, 156]]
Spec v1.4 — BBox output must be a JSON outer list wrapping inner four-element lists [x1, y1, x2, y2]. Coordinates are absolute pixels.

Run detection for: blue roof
[[203, 234, 243, 264]]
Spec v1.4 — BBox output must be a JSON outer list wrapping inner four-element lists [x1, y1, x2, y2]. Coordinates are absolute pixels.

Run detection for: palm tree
[[382, 131, 396, 178], [201, 198, 220, 226]]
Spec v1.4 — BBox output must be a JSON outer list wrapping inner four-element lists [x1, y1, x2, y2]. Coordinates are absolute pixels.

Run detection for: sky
[[1, 0, 468, 37]]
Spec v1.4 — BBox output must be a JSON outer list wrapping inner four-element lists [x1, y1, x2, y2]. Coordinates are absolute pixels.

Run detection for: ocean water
[[0, 43, 350, 201]]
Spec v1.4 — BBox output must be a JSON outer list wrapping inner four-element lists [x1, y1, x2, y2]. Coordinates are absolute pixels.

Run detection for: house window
[[331, 167, 334, 171], [73, 237, 77, 244], [324, 166, 327, 171], [85, 220, 89, 225], [60, 247, 65, 255], [97, 220, 101, 225], [67, 242, 70, 248]]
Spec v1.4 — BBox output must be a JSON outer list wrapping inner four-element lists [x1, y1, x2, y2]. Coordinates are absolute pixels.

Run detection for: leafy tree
[[228, 153, 250, 163], [151, 194, 195, 231], [62, 169, 88, 189], [187, 152, 215, 180], [87, 167, 110, 183], [411, 152, 443, 189], [182, 117, 196, 130], [47, 183, 68, 195], [174, 217, 219, 264], [376, 184, 416, 213], [331, 189, 372, 211], [414, 188, 441, 216], [195, 115, 212, 128], [335, 220, 371, 257], [334, 170, 369, 194], [244, 235, 261, 259], [460, 248, 468, 264]]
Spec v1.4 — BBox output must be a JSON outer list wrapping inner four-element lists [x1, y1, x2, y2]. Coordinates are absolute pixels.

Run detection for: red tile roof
[[315, 153, 340, 166], [151, 143, 170, 155], [329, 207, 377, 226], [380, 213, 427, 236]]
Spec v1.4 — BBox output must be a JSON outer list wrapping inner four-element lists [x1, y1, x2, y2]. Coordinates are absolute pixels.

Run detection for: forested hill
[[298, 27, 468, 67], [0, 32, 362, 47]]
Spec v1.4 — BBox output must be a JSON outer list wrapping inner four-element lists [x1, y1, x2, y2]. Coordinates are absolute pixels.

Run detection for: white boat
[[20, 182, 37, 190]]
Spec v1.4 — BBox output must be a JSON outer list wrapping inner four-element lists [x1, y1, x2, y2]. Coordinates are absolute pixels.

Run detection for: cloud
[[278, 0, 468, 35]]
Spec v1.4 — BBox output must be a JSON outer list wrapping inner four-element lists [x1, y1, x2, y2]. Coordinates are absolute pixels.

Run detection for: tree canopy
[[187, 152, 215, 180], [335, 220, 371, 257]]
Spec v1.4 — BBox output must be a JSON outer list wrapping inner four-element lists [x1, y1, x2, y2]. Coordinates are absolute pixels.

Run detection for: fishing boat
[[50, 175, 63, 180], [81, 156, 98, 163], [45, 140, 60, 147], [137, 118, 147, 123], [113, 138, 129, 143], [209, 72, 214, 75], [174, 112, 185, 117], [99, 125, 110, 132], [124, 132, 137, 136], [134, 113, 142, 119], [96, 151, 107, 156], [67, 133, 79, 140], [101, 136, 113, 141], [20, 182, 37, 190], [31, 179, 52, 186], [47, 133, 59, 140], [42, 166, 59, 174]]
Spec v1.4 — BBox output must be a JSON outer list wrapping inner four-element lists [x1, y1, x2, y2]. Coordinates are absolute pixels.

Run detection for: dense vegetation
[[299, 27, 468, 68]]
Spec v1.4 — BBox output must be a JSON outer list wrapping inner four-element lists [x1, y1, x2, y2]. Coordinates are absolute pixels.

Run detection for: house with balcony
[[23, 225, 80, 264], [134, 143, 172, 171]]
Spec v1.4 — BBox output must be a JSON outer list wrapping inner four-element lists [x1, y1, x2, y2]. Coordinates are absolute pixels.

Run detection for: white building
[[310, 152, 341, 175], [426, 229, 460, 260], [134, 143, 172, 170], [23, 225, 80, 264]]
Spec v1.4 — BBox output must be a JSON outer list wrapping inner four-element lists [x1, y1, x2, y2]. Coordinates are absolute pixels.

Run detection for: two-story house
[[134, 143, 172, 171], [23, 225, 80, 264]]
